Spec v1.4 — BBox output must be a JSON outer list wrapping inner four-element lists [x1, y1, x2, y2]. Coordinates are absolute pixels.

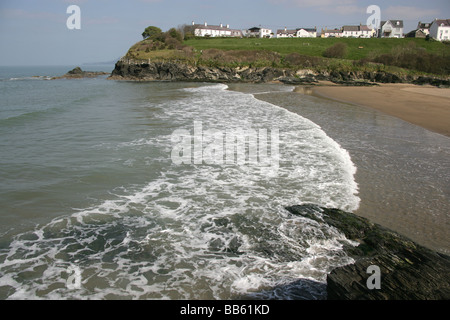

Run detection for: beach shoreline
[[309, 83, 450, 137], [247, 82, 450, 254]]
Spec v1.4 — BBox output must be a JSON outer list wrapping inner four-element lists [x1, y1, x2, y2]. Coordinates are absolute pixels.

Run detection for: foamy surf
[[0, 83, 360, 300]]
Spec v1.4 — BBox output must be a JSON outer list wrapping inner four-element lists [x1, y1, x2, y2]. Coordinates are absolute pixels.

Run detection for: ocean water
[[251, 86, 450, 254], [0, 66, 448, 300]]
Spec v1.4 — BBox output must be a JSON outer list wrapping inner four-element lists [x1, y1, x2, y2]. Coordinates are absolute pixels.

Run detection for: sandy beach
[[311, 83, 450, 137]]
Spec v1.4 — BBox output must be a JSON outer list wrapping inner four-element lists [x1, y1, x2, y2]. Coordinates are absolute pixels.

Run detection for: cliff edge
[[109, 59, 450, 87]]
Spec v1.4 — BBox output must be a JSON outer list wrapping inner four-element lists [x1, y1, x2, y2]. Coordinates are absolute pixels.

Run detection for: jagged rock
[[67, 67, 84, 75], [53, 67, 109, 79], [108, 60, 449, 87], [285, 204, 450, 300], [331, 80, 378, 86], [413, 76, 450, 88], [279, 76, 318, 85]]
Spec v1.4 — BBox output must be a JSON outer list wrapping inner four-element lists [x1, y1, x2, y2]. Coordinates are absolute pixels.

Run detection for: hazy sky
[[0, 0, 449, 66]]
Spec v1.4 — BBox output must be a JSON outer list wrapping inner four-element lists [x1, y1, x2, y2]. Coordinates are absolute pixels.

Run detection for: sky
[[0, 0, 449, 66]]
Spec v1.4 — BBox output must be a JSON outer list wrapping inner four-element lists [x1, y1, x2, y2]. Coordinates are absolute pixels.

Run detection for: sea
[[0, 65, 448, 300]]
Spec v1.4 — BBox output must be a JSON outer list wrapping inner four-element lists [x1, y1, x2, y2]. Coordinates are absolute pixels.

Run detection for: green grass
[[184, 37, 449, 61], [124, 37, 449, 76]]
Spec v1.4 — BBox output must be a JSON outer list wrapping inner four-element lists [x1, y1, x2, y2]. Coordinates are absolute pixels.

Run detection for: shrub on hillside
[[371, 44, 450, 75], [284, 53, 323, 68], [165, 37, 183, 50], [323, 43, 348, 59], [167, 28, 183, 42], [198, 49, 281, 67]]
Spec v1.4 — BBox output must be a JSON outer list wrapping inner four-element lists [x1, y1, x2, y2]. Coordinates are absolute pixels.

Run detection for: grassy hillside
[[184, 37, 449, 61], [125, 36, 450, 76]]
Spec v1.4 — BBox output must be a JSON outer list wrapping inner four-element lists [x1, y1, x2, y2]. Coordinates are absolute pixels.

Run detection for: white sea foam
[[0, 83, 360, 300], [8, 76, 52, 81]]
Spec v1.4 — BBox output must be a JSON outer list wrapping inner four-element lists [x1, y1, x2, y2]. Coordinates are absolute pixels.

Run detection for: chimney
[[192, 21, 195, 26], [226, 24, 229, 28], [285, 27, 287, 32], [205, 22, 207, 27], [220, 23, 223, 28]]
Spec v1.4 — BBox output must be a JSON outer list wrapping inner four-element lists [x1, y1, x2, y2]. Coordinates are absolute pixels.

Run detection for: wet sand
[[311, 83, 450, 137], [243, 83, 450, 254]]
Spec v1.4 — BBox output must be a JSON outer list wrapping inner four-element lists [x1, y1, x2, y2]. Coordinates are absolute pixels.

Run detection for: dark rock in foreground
[[53, 67, 110, 79], [285, 204, 450, 300]]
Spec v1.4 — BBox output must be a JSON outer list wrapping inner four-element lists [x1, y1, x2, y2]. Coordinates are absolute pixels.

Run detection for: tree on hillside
[[142, 26, 162, 40], [167, 28, 183, 42]]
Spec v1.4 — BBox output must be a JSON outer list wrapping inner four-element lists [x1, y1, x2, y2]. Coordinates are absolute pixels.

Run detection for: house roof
[[433, 19, 450, 27], [297, 27, 317, 32], [360, 25, 373, 31], [342, 25, 360, 32], [406, 29, 427, 37], [323, 29, 343, 34], [381, 20, 404, 28], [194, 24, 239, 31], [417, 22, 431, 29], [277, 29, 297, 35]]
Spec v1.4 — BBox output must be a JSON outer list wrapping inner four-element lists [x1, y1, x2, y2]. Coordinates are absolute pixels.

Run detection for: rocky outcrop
[[53, 67, 110, 79], [109, 60, 450, 87], [285, 205, 450, 300], [109, 60, 296, 83]]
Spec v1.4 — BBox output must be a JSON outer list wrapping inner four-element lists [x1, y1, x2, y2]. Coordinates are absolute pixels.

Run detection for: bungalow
[[276, 28, 297, 38], [193, 22, 243, 38], [247, 27, 273, 38], [296, 27, 317, 38], [276, 27, 317, 38], [360, 25, 376, 38], [430, 19, 450, 41], [342, 25, 360, 37], [321, 28, 343, 38], [342, 25, 375, 38], [379, 20, 404, 38]]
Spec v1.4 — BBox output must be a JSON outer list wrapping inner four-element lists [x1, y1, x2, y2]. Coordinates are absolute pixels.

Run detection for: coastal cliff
[[286, 205, 450, 300], [109, 59, 450, 87]]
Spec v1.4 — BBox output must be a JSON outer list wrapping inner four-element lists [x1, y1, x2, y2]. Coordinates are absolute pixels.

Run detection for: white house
[[379, 20, 404, 38], [359, 25, 376, 38], [276, 28, 297, 38], [321, 28, 343, 38], [430, 19, 450, 41], [247, 27, 273, 38], [276, 27, 316, 38], [193, 22, 242, 38], [342, 25, 360, 37], [296, 28, 317, 38], [342, 25, 375, 38]]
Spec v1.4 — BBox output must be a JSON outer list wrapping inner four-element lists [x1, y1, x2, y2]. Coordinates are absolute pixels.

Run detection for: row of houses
[[191, 19, 450, 41], [322, 24, 376, 38]]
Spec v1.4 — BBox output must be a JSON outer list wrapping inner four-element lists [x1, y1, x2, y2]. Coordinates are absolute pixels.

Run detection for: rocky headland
[[108, 59, 450, 87]]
